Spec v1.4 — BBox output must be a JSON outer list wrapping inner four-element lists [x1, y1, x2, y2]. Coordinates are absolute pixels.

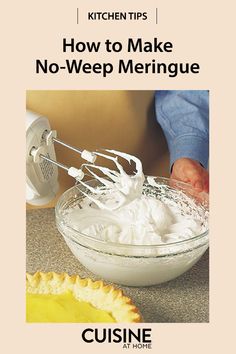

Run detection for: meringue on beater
[[68, 150, 206, 246], [77, 149, 145, 210]]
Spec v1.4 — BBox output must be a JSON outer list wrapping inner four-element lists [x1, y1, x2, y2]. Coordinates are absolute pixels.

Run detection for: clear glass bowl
[[55, 176, 209, 286]]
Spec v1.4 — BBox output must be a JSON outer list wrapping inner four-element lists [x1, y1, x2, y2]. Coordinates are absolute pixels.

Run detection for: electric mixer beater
[[26, 111, 144, 208]]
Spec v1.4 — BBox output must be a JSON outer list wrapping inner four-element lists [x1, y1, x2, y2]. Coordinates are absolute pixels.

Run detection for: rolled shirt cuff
[[169, 134, 209, 170]]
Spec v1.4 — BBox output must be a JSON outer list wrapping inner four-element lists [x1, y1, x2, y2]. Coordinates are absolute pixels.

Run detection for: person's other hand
[[171, 158, 209, 193]]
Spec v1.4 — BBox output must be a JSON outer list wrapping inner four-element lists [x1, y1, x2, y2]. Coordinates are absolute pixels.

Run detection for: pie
[[26, 272, 141, 323]]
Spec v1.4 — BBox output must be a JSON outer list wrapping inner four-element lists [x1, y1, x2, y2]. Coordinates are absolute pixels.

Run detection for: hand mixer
[[26, 111, 144, 208]]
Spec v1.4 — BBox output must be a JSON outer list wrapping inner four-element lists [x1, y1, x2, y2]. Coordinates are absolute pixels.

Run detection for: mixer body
[[26, 111, 59, 205]]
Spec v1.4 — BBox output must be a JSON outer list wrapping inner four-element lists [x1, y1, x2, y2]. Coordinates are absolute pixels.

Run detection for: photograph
[[26, 90, 209, 323]]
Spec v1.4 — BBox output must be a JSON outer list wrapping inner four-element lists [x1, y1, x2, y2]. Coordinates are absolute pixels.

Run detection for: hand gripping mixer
[[26, 111, 144, 208]]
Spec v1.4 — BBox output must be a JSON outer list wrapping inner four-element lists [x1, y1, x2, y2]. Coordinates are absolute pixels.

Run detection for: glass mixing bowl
[[55, 176, 209, 286]]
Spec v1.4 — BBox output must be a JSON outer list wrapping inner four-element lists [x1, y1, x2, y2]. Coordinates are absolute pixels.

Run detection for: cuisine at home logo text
[[81, 328, 152, 349]]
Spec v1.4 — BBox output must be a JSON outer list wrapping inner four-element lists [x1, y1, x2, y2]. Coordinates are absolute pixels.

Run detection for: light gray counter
[[26, 208, 209, 323]]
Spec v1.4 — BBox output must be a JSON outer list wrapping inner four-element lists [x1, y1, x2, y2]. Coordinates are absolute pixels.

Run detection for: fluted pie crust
[[26, 272, 141, 323]]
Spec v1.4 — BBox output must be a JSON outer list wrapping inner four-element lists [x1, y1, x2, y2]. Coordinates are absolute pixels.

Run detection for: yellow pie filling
[[26, 291, 115, 323], [26, 272, 141, 323]]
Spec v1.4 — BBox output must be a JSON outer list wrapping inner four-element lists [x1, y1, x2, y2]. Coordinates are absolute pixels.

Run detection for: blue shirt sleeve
[[155, 90, 209, 169]]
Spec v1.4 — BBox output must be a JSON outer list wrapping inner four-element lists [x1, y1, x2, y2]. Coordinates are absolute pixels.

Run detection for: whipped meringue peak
[[69, 150, 208, 246], [78, 149, 145, 210]]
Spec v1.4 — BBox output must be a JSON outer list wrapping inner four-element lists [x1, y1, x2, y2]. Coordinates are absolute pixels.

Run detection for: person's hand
[[171, 158, 209, 193]]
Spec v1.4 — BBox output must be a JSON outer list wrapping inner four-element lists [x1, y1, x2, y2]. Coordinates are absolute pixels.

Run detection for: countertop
[[26, 208, 209, 323]]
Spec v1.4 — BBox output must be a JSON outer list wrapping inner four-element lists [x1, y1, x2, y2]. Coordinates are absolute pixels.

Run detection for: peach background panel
[[1, 0, 235, 353]]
